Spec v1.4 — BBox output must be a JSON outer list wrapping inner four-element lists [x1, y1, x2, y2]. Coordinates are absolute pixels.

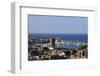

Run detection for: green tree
[[79, 45, 87, 50]]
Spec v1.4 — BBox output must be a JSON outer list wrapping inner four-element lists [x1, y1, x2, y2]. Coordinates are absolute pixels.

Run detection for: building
[[50, 38, 55, 48]]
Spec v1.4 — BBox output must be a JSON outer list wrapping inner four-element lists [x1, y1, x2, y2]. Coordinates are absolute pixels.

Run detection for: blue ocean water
[[29, 34, 87, 42], [29, 33, 88, 48], [50, 34, 87, 42]]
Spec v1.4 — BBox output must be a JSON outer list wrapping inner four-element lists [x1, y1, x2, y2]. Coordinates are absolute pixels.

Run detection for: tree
[[79, 44, 87, 50]]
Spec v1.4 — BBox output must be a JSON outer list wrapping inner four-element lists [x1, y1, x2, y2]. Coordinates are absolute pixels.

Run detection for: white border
[[11, 2, 96, 74]]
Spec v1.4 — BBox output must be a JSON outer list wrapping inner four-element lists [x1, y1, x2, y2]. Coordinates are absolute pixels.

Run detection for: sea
[[28, 33, 88, 49]]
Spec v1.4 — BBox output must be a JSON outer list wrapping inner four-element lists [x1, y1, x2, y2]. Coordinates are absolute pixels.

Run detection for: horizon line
[[28, 33, 88, 35]]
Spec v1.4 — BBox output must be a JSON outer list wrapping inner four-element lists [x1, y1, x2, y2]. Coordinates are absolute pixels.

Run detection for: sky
[[28, 15, 88, 34]]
